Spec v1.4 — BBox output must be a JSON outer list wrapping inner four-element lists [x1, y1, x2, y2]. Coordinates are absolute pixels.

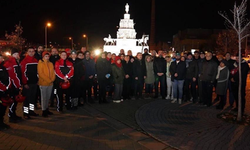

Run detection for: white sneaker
[[165, 95, 170, 100], [120, 99, 123, 102], [190, 97, 193, 102], [171, 97, 174, 100], [113, 100, 121, 103], [179, 99, 182, 104], [171, 98, 177, 103]]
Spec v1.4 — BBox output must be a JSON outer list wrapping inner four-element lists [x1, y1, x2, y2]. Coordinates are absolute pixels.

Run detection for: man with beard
[[35, 45, 44, 60]]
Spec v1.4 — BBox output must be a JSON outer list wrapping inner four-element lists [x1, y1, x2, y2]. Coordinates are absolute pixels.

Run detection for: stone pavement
[[0, 103, 171, 150]]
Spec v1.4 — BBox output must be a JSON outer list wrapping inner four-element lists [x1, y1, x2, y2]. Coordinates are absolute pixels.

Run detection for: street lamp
[[83, 34, 88, 50], [45, 22, 51, 50], [69, 37, 74, 49]]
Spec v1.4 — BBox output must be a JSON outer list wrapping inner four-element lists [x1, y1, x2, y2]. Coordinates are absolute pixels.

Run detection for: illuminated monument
[[103, 3, 149, 56]]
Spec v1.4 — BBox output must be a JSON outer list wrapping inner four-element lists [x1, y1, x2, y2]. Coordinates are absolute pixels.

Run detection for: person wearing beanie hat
[[37, 50, 55, 117]]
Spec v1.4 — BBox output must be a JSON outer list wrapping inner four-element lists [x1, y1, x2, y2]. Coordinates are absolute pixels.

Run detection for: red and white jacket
[[4, 56, 21, 89], [55, 58, 74, 82], [20, 55, 38, 85]]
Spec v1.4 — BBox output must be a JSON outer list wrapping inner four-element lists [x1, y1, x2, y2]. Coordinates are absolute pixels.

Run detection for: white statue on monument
[[125, 3, 129, 13]]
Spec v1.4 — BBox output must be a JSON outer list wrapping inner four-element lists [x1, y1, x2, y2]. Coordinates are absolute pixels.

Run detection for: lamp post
[[69, 37, 74, 49], [45, 22, 51, 50], [83, 34, 88, 50]]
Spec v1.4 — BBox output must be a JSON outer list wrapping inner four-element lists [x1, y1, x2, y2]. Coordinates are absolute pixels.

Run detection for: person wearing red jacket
[[55, 51, 74, 112], [4, 48, 22, 123], [20, 47, 39, 119], [0, 54, 11, 130]]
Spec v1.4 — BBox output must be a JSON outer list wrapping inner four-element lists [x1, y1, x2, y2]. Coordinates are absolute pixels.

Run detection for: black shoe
[[216, 105, 223, 110], [0, 122, 10, 130], [23, 113, 32, 120], [50, 104, 54, 107], [29, 111, 39, 116], [47, 111, 54, 115], [42, 111, 48, 117]]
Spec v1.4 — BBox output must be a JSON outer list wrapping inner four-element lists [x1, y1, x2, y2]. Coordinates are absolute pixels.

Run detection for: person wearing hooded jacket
[[37, 51, 55, 117], [20, 47, 39, 119], [54, 51, 74, 112], [4, 48, 22, 122], [111, 56, 125, 103], [0, 54, 11, 130]]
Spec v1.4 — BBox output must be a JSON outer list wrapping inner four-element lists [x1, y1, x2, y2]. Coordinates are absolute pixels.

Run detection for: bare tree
[[216, 29, 238, 54], [219, 0, 250, 121]]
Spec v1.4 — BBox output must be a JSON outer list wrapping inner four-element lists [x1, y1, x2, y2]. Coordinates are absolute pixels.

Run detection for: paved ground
[[0, 103, 169, 150], [1, 76, 249, 150]]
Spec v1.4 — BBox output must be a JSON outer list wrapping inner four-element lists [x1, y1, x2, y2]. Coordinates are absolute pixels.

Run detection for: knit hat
[[200, 51, 205, 55], [11, 48, 19, 55], [42, 51, 50, 58], [71, 50, 77, 54], [176, 52, 181, 56]]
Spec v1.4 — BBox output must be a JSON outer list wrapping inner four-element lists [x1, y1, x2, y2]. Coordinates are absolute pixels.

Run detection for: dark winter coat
[[20, 55, 38, 85], [133, 58, 146, 80], [169, 60, 186, 81], [231, 60, 249, 87], [122, 61, 133, 83], [216, 66, 229, 95], [111, 64, 125, 84], [153, 56, 166, 74], [226, 59, 236, 72], [185, 59, 199, 79], [96, 58, 112, 82], [145, 56, 155, 84], [200, 59, 218, 83], [49, 54, 60, 66], [82, 58, 96, 79]]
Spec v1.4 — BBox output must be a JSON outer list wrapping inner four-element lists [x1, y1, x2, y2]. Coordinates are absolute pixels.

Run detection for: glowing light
[[47, 23, 51, 27], [5, 52, 11, 56], [69, 37, 72, 40], [95, 49, 101, 55], [83, 34, 87, 38]]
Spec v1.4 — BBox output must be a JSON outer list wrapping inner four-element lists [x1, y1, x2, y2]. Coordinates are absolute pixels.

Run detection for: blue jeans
[[172, 79, 184, 99]]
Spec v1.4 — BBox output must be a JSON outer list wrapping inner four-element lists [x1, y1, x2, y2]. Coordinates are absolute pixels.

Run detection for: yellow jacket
[[38, 59, 55, 86]]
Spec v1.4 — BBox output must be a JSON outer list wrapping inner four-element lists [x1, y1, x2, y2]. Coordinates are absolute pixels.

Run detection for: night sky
[[0, 0, 249, 49]]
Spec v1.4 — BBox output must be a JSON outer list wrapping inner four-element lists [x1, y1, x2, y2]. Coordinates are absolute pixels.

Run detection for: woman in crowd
[[215, 60, 229, 109], [37, 51, 55, 117], [111, 56, 125, 103], [145, 55, 155, 98]]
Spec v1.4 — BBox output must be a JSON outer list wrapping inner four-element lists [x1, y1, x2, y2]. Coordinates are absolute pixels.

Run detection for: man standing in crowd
[[83, 51, 96, 103], [133, 52, 146, 99], [231, 53, 249, 114], [21, 47, 39, 119], [35, 45, 44, 60], [225, 52, 235, 107], [49, 47, 60, 107], [154, 50, 166, 99], [184, 52, 198, 103], [200, 51, 218, 107], [170, 52, 186, 104], [0, 54, 11, 130], [96, 52, 112, 103], [122, 55, 133, 100], [198, 51, 205, 103], [54, 51, 74, 112], [4, 48, 22, 122], [142, 48, 150, 60]]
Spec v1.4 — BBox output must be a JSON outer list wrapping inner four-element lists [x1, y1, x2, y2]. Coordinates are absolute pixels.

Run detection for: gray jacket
[[216, 67, 229, 95]]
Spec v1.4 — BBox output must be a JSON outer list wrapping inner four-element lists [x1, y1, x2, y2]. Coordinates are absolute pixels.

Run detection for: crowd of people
[[0, 46, 249, 130]]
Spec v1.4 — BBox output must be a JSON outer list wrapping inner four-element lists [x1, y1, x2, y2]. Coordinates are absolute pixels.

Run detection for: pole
[[86, 37, 88, 50], [45, 26, 47, 50]]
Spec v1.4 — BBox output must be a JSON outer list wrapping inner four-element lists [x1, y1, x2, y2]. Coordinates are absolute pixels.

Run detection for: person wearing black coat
[[153, 50, 166, 99], [225, 52, 236, 107], [96, 53, 112, 103], [132, 53, 146, 99], [231, 55, 249, 114], [200, 52, 218, 107], [122, 55, 133, 100], [170, 53, 186, 104], [184, 53, 198, 102]]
